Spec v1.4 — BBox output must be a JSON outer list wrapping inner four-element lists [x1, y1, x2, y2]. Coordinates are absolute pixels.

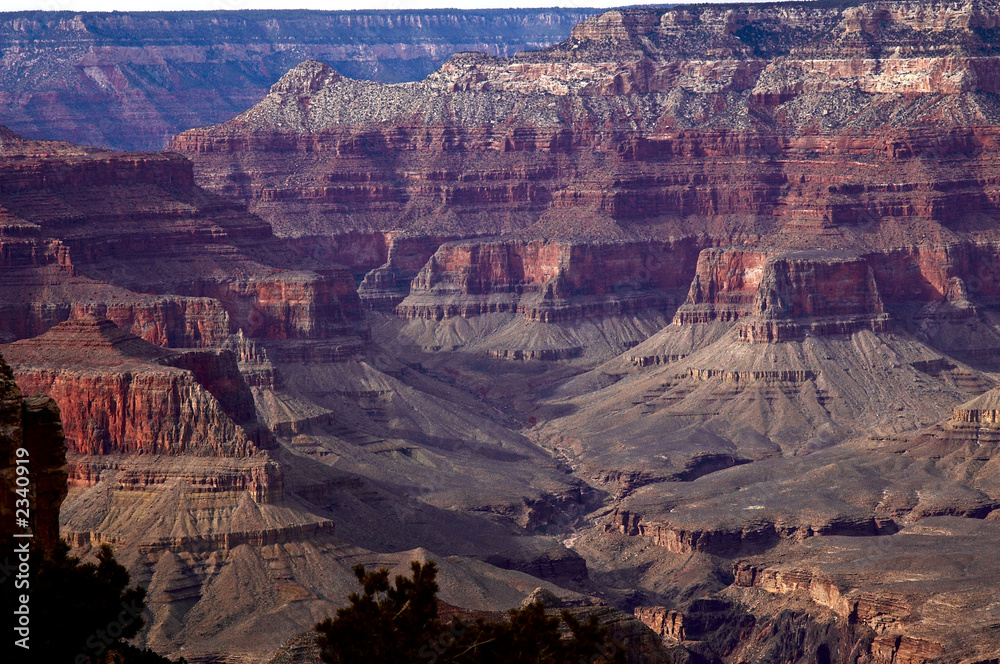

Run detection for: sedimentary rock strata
[[168, 1, 1000, 368], [0, 9, 598, 150], [10, 1, 1000, 662], [1, 316, 273, 456], [0, 136, 367, 351]]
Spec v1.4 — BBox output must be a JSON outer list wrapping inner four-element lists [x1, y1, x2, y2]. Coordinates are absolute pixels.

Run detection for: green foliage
[[315, 561, 625, 664], [316, 561, 443, 664]]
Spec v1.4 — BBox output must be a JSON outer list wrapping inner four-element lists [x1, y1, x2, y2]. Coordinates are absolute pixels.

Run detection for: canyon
[[0, 8, 598, 151], [6, 1, 1000, 663]]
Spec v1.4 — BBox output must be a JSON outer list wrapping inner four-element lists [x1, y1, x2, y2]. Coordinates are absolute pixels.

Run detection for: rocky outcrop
[[1, 316, 274, 456], [222, 329, 282, 389], [950, 385, 1000, 425], [672, 248, 768, 325], [0, 9, 598, 150], [169, 3, 1000, 249], [634, 606, 685, 642], [0, 139, 368, 349], [625, 518, 1000, 664], [65, 456, 282, 503], [67, 519, 335, 555], [0, 351, 67, 554], [358, 233, 464, 309], [610, 509, 897, 557], [672, 249, 891, 341], [737, 251, 892, 342], [397, 238, 699, 323], [171, 4, 1000, 344], [0, 150, 195, 192]]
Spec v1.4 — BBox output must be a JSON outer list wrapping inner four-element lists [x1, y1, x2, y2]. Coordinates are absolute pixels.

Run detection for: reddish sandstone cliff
[[397, 238, 701, 322], [1, 316, 273, 456], [168, 3, 1000, 339], [0, 138, 367, 348]]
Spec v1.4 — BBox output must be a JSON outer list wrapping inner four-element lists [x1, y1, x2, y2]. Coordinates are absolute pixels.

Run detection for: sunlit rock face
[[0, 9, 599, 151]]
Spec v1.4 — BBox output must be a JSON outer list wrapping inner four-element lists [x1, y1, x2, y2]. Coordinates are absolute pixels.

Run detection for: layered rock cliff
[[397, 238, 699, 323], [168, 1, 1000, 367], [171, 1, 1000, 254], [14, 3, 1000, 663], [0, 9, 598, 151], [1, 316, 273, 456], [0, 134, 367, 350]]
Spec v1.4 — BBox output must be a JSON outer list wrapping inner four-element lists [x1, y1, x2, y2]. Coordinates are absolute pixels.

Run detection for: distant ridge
[[0, 8, 602, 150]]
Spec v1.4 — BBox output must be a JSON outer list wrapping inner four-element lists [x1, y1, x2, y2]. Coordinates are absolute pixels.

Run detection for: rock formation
[[0, 134, 367, 351], [10, 1, 1000, 662], [0, 350, 66, 554], [0, 9, 598, 150], [0, 127, 596, 661], [170, 3, 1000, 660], [168, 0, 1000, 367], [1, 316, 273, 456]]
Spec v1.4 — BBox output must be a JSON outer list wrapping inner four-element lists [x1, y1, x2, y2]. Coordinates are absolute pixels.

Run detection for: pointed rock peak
[[0, 125, 22, 142], [521, 587, 562, 609], [270, 59, 341, 96], [0, 125, 31, 156]]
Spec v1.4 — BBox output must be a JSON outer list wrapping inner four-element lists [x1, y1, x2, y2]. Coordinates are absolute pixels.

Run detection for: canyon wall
[[0, 9, 598, 150], [397, 238, 700, 322], [168, 1, 1000, 349], [0, 141, 367, 349], [11, 3, 1000, 662], [1, 317, 273, 457]]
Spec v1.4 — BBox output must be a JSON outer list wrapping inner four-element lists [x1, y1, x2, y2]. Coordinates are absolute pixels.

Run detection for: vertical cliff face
[[0, 352, 66, 555], [0, 138, 367, 349], [672, 248, 769, 325], [396, 238, 702, 324], [1, 316, 273, 457], [168, 1, 1000, 330], [737, 252, 891, 342]]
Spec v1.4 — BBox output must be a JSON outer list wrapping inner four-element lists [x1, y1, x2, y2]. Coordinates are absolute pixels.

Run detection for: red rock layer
[[672, 248, 769, 325], [397, 238, 701, 322], [1, 316, 274, 456], [0, 146, 366, 348], [738, 251, 891, 342], [664, 244, 1000, 344], [167, 4, 1000, 334], [64, 456, 282, 504]]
